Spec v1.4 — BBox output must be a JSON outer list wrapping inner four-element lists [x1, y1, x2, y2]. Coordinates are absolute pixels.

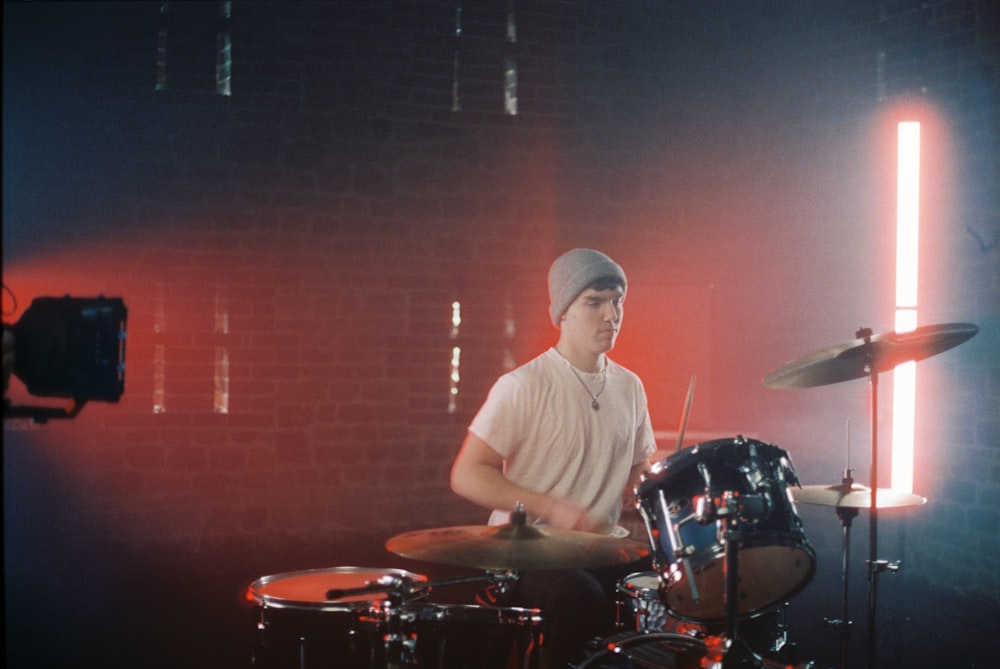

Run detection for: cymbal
[[793, 483, 927, 509], [386, 522, 650, 570], [763, 322, 978, 389]]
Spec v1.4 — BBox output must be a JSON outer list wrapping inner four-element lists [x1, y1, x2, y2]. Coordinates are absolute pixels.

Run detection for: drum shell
[[405, 603, 543, 669], [636, 437, 816, 622], [247, 566, 427, 669], [615, 572, 704, 636]]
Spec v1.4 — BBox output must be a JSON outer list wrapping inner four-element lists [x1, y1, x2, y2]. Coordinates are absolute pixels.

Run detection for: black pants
[[510, 560, 650, 669]]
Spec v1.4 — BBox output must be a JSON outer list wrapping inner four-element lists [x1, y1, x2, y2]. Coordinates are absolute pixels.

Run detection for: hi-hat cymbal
[[764, 322, 978, 389], [386, 522, 650, 570], [793, 483, 927, 509]]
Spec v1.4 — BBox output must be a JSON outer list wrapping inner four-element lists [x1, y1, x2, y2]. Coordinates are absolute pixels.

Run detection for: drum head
[[247, 566, 428, 610], [664, 542, 815, 621], [617, 571, 661, 598]]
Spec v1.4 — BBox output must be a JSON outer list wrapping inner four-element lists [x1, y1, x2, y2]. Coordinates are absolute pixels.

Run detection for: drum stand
[[858, 329, 900, 669], [762, 323, 977, 669], [823, 469, 859, 669], [719, 492, 764, 669]]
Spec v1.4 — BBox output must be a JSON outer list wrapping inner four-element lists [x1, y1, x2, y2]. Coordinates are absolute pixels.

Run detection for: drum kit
[[246, 322, 977, 669]]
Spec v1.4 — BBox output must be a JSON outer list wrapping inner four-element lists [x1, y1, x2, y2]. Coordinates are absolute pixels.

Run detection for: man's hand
[[541, 496, 598, 532]]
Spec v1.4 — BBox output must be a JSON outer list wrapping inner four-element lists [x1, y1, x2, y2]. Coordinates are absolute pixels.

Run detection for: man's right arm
[[450, 431, 596, 531]]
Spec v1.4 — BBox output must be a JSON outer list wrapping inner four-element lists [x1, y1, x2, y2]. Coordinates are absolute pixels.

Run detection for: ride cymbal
[[763, 322, 978, 389], [386, 522, 650, 570], [793, 483, 927, 509]]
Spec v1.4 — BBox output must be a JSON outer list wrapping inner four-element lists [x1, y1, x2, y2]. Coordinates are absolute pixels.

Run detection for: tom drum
[[636, 437, 815, 622]]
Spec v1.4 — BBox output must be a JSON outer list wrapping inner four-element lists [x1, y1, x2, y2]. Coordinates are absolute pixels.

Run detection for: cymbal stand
[[823, 469, 859, 669], [858, 328, 900, 669]]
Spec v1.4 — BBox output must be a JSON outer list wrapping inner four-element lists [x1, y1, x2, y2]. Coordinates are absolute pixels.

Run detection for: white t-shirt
[[469, 347, 657, 535]]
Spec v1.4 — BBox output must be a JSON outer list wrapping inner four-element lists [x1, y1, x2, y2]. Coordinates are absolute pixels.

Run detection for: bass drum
[[577, 632, 706, 669], [636, 436, 815, 622]]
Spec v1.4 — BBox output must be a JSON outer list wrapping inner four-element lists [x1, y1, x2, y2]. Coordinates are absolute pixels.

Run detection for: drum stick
[[845, 417, 851, 470], [675, 375, 696, 453]]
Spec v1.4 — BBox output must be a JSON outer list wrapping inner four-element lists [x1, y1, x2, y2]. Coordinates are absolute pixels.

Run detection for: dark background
[[3, 2, 998, 668]]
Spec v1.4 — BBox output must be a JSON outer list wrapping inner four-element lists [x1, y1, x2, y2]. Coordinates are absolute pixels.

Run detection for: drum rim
[[402, 602, 544, 625], [248, 566, 429, 610], [639, 436, 787, 492], [577, 631, 706, 669], [616, 570, 662, 597]]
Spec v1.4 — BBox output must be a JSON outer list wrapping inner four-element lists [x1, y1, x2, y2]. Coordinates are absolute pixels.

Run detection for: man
[[451, 248, 656, 667]]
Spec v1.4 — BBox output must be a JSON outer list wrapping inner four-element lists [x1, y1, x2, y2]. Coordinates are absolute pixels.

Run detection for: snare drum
[[404, 603, 543, 669], [616, 571, 666, 633], [636, 437, 815, 622], [616, 572, 704, 636], [247, 566, 428, 669]]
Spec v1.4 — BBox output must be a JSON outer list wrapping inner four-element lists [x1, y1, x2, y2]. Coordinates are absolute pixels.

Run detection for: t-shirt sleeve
[[468, 373, 524, 459], [633, 378, 658, 465]]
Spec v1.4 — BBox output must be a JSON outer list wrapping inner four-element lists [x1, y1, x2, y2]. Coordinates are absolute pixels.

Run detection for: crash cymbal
[[793, 483, 927, 509], [763, 322, 978, 389], [386, 522, 650, 570]]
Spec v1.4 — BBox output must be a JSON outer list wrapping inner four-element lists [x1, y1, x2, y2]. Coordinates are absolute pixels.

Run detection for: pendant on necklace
[[591, 399, 600, 411]]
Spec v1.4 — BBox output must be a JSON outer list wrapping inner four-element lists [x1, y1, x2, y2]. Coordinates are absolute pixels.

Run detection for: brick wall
[[3, 2, 997, 668]]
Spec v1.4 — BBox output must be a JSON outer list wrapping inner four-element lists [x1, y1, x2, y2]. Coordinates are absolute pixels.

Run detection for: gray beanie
[[548, 248, 627, 327]]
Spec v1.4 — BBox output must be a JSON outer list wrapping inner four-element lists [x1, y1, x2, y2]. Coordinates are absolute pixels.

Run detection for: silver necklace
[[558, 352, 608, 410]]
